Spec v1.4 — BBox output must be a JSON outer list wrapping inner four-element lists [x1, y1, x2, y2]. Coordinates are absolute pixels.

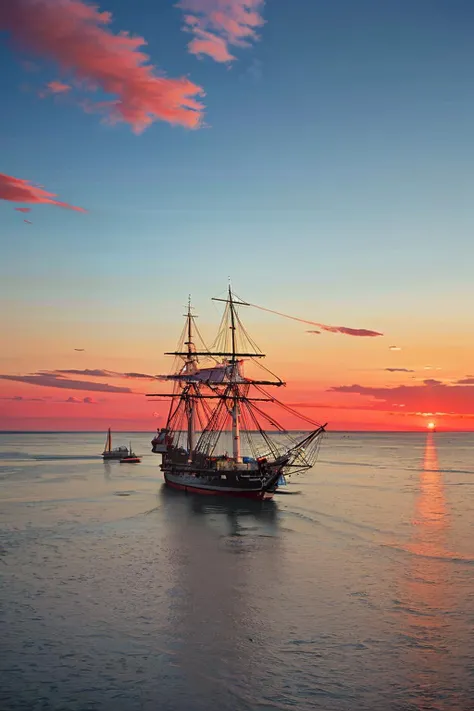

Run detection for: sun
[[427, 422, 436, 430]]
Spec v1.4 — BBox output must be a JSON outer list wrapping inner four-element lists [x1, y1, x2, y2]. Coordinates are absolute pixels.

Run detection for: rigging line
[[234, 308, 263, 355], [275, 399, 323, 428], [244, 400, 280, 459], [253, 384, 321, 428], [193, 320, 219, 364], [247, 400, 286, 434], [212, 298, 237, 355], [252, 358, 284, 385]]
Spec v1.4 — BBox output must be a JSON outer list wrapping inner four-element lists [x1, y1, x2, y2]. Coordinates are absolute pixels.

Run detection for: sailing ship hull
[[163, 471, 276, 500], [103, 450, 128, 461]]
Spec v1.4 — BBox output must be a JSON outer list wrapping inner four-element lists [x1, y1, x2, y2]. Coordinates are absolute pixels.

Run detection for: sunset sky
[[1, 0, 474, 431]]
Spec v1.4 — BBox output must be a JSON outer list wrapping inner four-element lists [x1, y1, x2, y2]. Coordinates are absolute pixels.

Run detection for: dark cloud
[[319, 325, 382, 337], [54, 369, 156, 380], [123, 372, 157, 380], [64, 396, 96, 404], [457, 378, 474, 385], [56, 369, 112, 377], [0, 372, 133, 393], [385, 368, 415, 373], [388, 345, 401, 351], [1, 395, 46, 402]]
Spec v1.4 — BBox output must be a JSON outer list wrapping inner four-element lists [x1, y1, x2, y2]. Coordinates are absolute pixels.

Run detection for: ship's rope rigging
[[151, 287, 326, 477]]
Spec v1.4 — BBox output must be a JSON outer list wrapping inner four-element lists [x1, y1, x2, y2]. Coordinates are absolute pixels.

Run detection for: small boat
[[102, 428, 129, 460], [120, 442, 141, 464]]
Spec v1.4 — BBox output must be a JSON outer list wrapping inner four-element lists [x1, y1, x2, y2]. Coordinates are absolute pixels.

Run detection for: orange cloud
[[0, 172, 85, 211], [0, 0, 204, 132], [178, 0, 264, 62]]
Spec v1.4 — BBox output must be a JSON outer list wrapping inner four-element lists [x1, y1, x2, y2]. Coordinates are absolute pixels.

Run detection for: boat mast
[[228, 287, 241, 462], [185, 296, 196, 462], [107, 428, 112, 452]]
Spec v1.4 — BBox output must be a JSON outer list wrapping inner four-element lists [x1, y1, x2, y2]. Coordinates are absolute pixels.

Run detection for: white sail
[[161, 362, 245, 384]]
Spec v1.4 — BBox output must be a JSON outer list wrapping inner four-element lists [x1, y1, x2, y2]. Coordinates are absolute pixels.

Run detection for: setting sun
[[427, 422, 436, 430]]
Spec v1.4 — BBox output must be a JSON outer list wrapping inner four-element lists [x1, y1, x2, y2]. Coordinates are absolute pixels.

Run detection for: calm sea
[[1, 431, 474, 710]]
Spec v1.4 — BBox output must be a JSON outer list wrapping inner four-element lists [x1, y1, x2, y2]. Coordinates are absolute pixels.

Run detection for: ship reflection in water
[[401, 433, 463, 708], [157, 486, 282, 708]]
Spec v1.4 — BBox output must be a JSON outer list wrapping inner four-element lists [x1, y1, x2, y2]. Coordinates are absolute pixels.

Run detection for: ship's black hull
[[163, 470, 278, 500]]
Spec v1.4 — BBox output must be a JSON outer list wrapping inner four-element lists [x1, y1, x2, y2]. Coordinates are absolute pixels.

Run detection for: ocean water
[[1, 431, 474, 711]]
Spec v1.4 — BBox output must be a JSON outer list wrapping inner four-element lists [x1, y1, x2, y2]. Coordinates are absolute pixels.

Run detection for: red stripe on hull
[[164, 477, 274, 501]]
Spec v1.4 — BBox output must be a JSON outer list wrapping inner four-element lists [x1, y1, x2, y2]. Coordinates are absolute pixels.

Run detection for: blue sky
[[2, 0, 474, 331]]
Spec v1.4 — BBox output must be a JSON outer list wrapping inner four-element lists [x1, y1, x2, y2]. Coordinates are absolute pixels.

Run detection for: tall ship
[[147, 288, 327, 500]]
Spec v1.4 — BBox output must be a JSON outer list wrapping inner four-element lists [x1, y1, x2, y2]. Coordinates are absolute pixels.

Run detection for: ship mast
[[228, 286, 241, 462], [184, 296, 196, 462]]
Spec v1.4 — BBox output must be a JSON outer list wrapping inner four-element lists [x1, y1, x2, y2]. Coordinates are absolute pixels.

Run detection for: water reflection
[[404, 433, 452, 707], [103, 461, 112, 480], [159, 485, 279, 536], [414, 433, 447, 538], [158, 487, 281, 710]]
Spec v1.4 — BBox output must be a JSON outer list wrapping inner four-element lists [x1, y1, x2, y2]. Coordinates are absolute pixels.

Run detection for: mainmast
[[185, 296, 196, 462], [228, 286, 241, 462]]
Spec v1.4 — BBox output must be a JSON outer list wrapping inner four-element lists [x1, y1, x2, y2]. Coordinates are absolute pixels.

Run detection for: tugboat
[[147, 289, 326, 500], [102, 428, 129, 460], [120, 442, 141, 464]]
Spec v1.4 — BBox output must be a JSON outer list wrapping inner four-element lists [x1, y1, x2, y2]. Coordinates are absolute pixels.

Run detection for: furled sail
[[160, 362, 245, 384]]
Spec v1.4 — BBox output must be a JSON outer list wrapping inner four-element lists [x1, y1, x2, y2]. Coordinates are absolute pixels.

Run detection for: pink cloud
[[0, 0, 204, 132], [14, 207, 31, 213], [0, 172, 85, 211], [317, 325, 382, 337], [178, 0, 265, 62], [40, 79, 72, 97], [328, 380, 474, 416]]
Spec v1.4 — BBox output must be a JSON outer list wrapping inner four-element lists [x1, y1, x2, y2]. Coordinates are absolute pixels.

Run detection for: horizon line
[[1, 429, 473, 435]]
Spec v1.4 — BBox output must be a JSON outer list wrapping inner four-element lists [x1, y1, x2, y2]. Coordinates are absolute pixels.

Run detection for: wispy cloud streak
[[0, 372, 132, 393], [178, 0, 264, 62], [0, 0, 204, 132], [247, 301, 383, 337], [54, 369, 156, 380], [0, 172, 85, 211]]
